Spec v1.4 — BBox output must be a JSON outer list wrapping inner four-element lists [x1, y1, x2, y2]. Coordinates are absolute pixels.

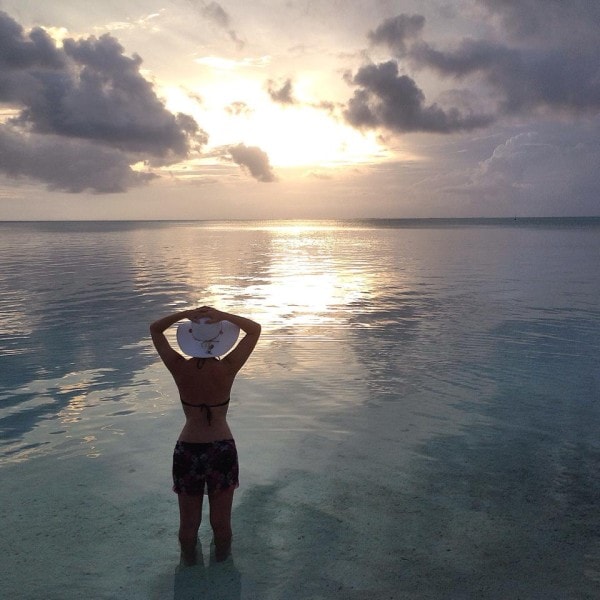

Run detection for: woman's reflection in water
[[173, 547, 242, 600]]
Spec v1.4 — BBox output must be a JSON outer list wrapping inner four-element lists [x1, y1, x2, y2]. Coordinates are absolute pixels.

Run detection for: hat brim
[[176, 319, 240, 358]]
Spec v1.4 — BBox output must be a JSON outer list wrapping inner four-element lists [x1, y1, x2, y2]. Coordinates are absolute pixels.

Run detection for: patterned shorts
[[172, 439, 239, 496]]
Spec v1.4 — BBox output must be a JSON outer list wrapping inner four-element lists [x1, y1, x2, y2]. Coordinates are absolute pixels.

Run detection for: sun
[[237, 103, 387, 168], [162, 78, 389, 171]]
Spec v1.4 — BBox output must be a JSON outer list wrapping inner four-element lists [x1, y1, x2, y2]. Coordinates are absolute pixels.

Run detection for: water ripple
[[1, 220, 599, 462]]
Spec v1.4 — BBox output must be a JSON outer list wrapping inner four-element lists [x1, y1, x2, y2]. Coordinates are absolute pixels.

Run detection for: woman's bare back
[[173, 357, 236, 442]]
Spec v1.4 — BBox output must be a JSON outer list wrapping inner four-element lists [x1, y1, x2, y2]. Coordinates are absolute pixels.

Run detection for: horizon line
[[2, 215, 600, 223]]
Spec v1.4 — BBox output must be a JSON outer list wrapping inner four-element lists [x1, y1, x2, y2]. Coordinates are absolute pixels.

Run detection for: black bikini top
[[182, 357, 229, 424], [180, 397, 230, 425]]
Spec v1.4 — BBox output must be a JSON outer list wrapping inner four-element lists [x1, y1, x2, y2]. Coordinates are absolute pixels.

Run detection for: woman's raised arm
[[149, 309, 191, 371], [193, 306, 261, 373]]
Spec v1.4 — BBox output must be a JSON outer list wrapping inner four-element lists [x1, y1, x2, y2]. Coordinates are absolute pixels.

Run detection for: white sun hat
[[176, 318, 240, 358]]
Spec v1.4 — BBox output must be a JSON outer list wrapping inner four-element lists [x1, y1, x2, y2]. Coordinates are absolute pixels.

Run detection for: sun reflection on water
[[0, 220, 425, 465], [221, 224, 378, 330]]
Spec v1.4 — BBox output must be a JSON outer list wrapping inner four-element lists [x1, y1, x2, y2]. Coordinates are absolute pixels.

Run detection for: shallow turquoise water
[[1, 219, 599, 599]]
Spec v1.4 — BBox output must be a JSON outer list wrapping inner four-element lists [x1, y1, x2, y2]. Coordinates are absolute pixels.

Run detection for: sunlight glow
[[43, 26, 70, 43], [194, 56, 272, 70], [249, 104, 387, 168], [173, 222, 375, 329], [0, 107, 20, 124], [163, 79, 389, 171]]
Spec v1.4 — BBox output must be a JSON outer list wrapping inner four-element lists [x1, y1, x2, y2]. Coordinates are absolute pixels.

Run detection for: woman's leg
[[208, 487, 235, 561], [177, 493, 203, 565]]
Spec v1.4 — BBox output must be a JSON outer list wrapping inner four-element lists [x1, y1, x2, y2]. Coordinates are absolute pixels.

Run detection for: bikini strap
[[179, 397, 230, 425]]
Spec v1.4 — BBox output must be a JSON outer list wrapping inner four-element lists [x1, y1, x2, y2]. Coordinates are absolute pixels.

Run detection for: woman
[[150, 306, 261, 564]]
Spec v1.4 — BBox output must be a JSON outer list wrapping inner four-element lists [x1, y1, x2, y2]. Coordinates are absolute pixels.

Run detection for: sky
[[0, 0, 599, 220]]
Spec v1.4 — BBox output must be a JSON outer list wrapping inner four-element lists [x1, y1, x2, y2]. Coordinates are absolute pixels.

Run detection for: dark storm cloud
[[0, 11, 204, 193], [410, 38, 600, 115], [6, 31, 203, 157], [367, 14, 425, 56], [228, 143, 276, 182], [0, 12, 64, 70], [266, 78, 296, 105], [367, 5, 600, 120], [477, 0, 600, 45], [344, 61, 494, 133], [0, 126, 155, 193]]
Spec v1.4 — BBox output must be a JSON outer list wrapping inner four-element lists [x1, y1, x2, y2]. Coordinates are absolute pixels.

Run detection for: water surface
[[1, 219, 599, 599]]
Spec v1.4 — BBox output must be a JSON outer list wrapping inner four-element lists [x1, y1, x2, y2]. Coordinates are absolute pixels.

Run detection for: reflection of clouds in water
[[0, 224, 173, 390], [0, 368, 122, 463], [0, 223, 226, 456]]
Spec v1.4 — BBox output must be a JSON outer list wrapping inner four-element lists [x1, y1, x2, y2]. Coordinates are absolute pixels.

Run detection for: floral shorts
[[172, 439, 239, 496]]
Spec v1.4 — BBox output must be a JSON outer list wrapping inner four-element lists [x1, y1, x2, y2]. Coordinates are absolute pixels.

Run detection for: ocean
[[1, 218, 599, 599]]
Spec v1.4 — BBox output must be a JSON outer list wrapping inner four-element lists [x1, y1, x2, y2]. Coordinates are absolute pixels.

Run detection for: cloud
[[476, 0, 600, 45], [22, 33, 203, 157], [306, 170, 332, 180], [410, 38, 600, 115], [0, 10, 205, 193], [343, 61, 494, 134], [462, 122, 600, 214], [367, 14, 425, 56], [0, 125, 155, 193], [266, 78, 296, 105], [190, 0, 245, 50], [368, 6, 600, 118], [225, 101, 253, 116], [228, 143, 276, 182], [0, 13, 64, 70], [200, 1, 229, 28], [194, 55, 270, 70]]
